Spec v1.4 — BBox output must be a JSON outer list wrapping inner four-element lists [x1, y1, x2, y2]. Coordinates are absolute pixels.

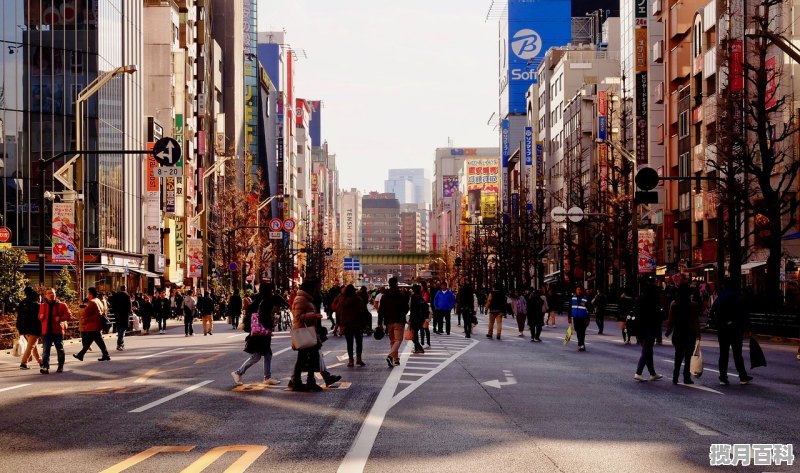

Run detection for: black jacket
[[196, 295, 215, 315], [228, 294, 243, 318], [377, 288, 409, 325], [16, 297, 41, 336], [409, 294, 428, 328], [110, 291, 132, 322], [153, 297, 171, 318]]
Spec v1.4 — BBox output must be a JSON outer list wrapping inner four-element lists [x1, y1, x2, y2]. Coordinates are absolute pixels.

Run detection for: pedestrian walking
[[485, 283, 506, 340], [228, 289, 243, 330], [109, 286, 131, 351], [16, 287, 42, 370], [172, 289, 184, 320], [38, 288, 71, 374], [73, 287, 111, 362], [432, 281, 456, 335], [324, 284, 340, 331], [232, 283, 280, 386], [664, 283, 700, 385], [633, 281, 665, 382], [197, 290, 215, 335], [337, 284, 368, 366], [289, 280, 324, 392], [409, 284, 428, 352], [377, 277, 409, 367], [592, 288, 607, 335], [182, 289, 197, 336], [457, 283, 476, 338], [139, 294, 154, 335], [153, 289, 171, 334], [568, 286, 590, 351], [546, 288, 559, 328], [510, 289, 528, 337], [618, 289, 635, 344], [709, 278, 753, 385], [526, 288, 547, 342]]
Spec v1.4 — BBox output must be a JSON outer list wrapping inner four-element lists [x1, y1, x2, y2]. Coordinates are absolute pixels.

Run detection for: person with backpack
[[665, 283, 701, 385], [232, 283, 280, 386], [73, 287, 111, 362], [457, 283, 476, 338], [182, 289, 197, 336], [485, 283, 506, 340], [196, 289, 215, 336], [709, 278, 753, 385]]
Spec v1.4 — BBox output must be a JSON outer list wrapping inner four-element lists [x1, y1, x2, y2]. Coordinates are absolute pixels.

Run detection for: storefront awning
[[740, 261, 767, 274], [130, 268, 161, 278]]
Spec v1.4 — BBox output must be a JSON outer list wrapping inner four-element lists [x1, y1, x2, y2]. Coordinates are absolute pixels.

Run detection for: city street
[[0, 312, 797, 473]]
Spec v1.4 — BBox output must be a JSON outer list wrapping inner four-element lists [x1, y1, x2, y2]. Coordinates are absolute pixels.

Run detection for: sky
[[258, 0, 499, 194]]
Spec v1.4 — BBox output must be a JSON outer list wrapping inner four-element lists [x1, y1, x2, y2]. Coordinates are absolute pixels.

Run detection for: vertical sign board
[[51, 202, 75, 263], [535, 142, 544, 218], [175, 220, 185, 265], [175, 114, 185, 217], [524, 127, 533, 203], [186, 238, 202, 278], [638, 229, 656, 273], [501, 119, 509, 211], [635, 0, 648, 165], [146, 143, 161, 255]]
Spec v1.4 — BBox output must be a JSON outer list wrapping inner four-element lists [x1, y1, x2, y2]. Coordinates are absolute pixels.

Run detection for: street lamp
[[46, 65, 137, 294]]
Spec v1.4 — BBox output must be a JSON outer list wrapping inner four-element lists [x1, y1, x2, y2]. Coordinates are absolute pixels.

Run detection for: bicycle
[[273, 308, 293, 332]]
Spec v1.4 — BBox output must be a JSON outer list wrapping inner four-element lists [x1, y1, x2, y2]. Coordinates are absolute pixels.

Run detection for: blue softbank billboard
[[500, 0, 571, 115]]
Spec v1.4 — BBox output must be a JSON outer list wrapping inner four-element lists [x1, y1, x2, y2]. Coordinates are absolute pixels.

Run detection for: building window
[[679, 152, 691, 176], [679, 111, 689, 138]]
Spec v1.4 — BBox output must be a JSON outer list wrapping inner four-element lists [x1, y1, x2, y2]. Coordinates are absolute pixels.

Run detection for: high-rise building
[[361, 192, 401, 283], [339, 188, 362, 251], [385, 168, 431, 205]]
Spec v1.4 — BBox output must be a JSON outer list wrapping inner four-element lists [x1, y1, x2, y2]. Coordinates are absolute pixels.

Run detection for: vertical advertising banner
[[635, 0, 649, 165], [501, 119, 510, 168], [175, 220, 185, 264], [51, 203, 75, 263], [145, 142, 161, 255], [505, 0, 572, 114], [165, 177, 176, 215], [482, 194, 498, 219], [442, 175, 459, 198], [186, 238, 202, 278], [638, 229, 656, 273], [175, 114, 185, 217], [524, 127, 533, 166], [465, 158, 500, 194]]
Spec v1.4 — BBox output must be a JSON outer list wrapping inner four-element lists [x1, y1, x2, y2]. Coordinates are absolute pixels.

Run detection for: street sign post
[[269, 231, 282, 240], [282, 218, 296, 232], [152, 137, 182, 166], [0, 227, 11, 243], [324, 247, 334, 257], [268, 218, 283, 232], [229, 262, 238, 272]]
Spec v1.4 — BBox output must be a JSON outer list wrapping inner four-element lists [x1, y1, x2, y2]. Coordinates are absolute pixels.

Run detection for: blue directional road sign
[[343, 257, 361, 271]]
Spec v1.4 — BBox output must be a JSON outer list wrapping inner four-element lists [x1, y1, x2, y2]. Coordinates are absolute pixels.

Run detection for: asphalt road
[[0, 312, 797, 473]]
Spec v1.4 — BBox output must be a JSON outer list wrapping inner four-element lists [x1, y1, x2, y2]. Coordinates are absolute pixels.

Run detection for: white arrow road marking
[[482, 370, 517, 389], [681, 418, 722, 436]]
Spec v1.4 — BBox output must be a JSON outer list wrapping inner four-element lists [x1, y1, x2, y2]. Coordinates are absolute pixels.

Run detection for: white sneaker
[[263, 378, 281, 386], [231, 371, 242, 385], [634, 373, 647, 382], [649, 374, 663, 381]]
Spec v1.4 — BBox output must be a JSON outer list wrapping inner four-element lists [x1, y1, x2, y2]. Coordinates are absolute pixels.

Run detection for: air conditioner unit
[[653, 0, 662, 15], [653, 40, 664, 62]]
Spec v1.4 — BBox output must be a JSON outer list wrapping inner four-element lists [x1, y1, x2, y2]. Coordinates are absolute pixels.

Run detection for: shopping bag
[[290, 325, 318, 350], [11, 338, 21, 358], [563, 325, 573, 345], [749, 337, 767, 369], [422, 320, 430, 329], [690, 340, 703, 377], [404, 328, 414, 341]]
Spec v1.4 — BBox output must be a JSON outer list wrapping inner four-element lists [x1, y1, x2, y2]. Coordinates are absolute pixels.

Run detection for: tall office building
[[339, 188, 362, 251], [361, 192, 401, 283], [385, 168, 431, 206]]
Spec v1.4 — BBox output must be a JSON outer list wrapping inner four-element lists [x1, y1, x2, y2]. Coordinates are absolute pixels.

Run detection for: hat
[[373, 325, 385, 340]]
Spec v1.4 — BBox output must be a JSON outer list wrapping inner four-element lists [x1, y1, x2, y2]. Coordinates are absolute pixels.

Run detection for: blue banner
[[598, 116, 607, 141], [505, 0, 572, 114], [524, 127, 533, 166], [501, 119, 510, 168]]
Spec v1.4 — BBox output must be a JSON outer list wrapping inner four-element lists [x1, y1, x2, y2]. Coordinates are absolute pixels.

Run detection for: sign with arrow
[[268, 218, 283, 232], [481, 370, 517, 389], [152, 137, 181, 166]]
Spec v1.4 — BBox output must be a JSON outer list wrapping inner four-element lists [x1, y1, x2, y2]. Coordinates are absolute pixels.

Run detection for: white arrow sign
[[53, 155, 79, 191], [482, 370, 517, 389]]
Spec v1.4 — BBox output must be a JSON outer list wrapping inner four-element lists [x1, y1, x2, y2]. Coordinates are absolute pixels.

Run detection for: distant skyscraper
[[385, 168, 431, 206]]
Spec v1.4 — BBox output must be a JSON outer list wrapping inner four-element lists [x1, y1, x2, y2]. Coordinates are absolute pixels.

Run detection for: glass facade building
[[1, 0, 142, 266]]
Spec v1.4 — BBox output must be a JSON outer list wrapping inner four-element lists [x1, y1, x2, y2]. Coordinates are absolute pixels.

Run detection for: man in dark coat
[[109, 286, 131, 351], [153, 289, 171, 334], [633, 281, 664, 382], [228, 289, 243, 329], [710, 278, 753, 385], [377, 277, 409, 367]]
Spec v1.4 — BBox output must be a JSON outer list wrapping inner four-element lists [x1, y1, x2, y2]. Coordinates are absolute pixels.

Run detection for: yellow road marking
[[99, 446, 195, 473], [179, 445, 268, 473]]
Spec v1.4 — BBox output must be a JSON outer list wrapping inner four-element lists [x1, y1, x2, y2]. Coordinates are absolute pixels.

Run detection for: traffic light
[[635, 167, 659, 191]]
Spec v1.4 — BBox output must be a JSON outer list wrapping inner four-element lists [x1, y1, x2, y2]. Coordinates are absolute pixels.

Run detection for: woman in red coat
[[73, 287, 111, 363], [37, 288, 71, 374]]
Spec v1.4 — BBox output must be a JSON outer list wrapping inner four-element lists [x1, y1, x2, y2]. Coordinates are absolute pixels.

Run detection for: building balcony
[[670, 0, 693, 39], [669, 43, 691, 82], [703, 46, 717, 79], [704, 94, 717, 124], [693, 143, 705, 172]]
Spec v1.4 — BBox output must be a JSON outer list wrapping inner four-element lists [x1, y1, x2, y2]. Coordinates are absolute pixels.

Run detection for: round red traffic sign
[[268, 218, 283, 231], [282, 218, 296, 232], [0, 227, 11, 243]]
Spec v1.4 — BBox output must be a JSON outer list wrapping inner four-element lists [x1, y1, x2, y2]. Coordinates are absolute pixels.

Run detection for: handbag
[[563, 325, 573, 345], [12, 337, 22, 357], [250, 313, 272, 337], [422, 319, 430, 329], [404, 328, 414, 341], [690, 340, 703, 377], [291, 325, 318, 350], [749, 337, 767, 369]]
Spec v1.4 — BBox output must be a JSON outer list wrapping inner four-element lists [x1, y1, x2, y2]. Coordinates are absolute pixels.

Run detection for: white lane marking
[[681, 383, 725, 395], [136, 348, 184, 360], [0, 384, 31, 393], [681, 418, 722, 435], [391, 340, 478, 407], [273, 346, 293, 357], [337, 346, 410, 473], [662, 359, 739, 378], [129, 380, 213, 413], [404, 361, 443, 365], [400, 372, 425, 377], [328, 363, 344, 369], [226, 333, 245, 339]]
